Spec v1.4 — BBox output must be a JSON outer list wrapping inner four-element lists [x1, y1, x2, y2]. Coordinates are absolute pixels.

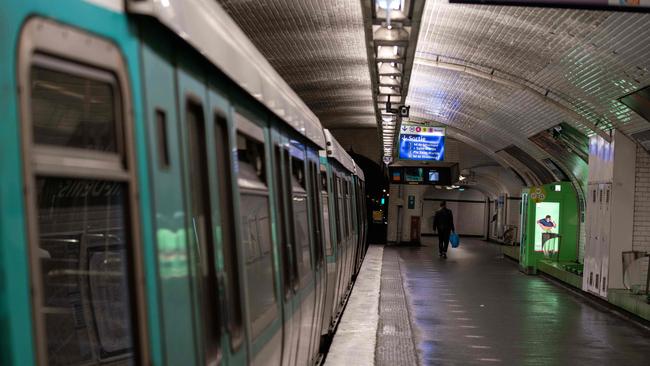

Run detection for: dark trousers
[[438, 230, 451, 254]]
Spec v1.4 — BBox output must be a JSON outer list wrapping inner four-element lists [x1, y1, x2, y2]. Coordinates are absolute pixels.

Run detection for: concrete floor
[[326, 237, 650, 365]]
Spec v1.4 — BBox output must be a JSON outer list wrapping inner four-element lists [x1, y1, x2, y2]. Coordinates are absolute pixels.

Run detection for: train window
[[291, 152, 311, 284], [333, 175, 342, 245], [274, 145, 294, 296], [321, 170, 328, 192], [155, 109, 170, 168], [236, 125, 277, 338], [214, 113, 243, 348], [186, 101, 221, 362], [310, 161, 323, 267], [31, 65, 119, 153], [283, 149, 299, 288], [347, 181, 353, 236], [321, 168, 332, 256], [23, 49, 142, 365], [342, 180, 349, 239], [35, 179, 135, 365]]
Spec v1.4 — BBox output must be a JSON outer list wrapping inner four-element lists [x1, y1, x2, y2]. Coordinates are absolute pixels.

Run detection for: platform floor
[[325, 238, 650, 366]]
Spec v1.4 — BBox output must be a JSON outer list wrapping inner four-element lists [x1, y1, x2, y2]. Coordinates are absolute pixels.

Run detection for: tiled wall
[[633, 145, 650, 254]]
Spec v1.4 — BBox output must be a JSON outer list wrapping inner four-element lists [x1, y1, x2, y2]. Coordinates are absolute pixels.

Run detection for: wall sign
[[398, 124, 446, 161]]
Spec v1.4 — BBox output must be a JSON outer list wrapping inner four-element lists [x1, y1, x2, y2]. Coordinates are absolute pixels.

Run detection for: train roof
[[126, 0, 326, 149], [324, 130, 355, 175]]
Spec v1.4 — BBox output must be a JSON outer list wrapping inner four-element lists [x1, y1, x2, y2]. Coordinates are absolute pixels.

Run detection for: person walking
[[433, 201, 455, 258]]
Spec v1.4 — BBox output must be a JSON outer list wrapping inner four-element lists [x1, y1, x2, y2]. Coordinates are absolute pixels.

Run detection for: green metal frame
[[520, 182, 579, 274]]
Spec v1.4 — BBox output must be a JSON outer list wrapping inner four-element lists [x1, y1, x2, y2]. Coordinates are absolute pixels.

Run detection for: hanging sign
[[530, 186, 547, 203]]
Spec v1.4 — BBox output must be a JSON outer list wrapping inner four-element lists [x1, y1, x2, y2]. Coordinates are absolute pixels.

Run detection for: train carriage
[[0, 1, 367, 365]]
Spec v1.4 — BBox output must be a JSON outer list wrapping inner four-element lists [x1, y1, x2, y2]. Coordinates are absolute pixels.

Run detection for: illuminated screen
[[428, 170, 439, 182], [404, 168, 424, 182], [398, 125, 445, 161], [534, 202, 560, 253], [391, 170, 402, 182]]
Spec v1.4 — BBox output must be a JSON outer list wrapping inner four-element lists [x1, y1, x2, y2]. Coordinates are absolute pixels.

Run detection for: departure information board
[[398, 125, 445, 161], [389, 166, 458, 186]]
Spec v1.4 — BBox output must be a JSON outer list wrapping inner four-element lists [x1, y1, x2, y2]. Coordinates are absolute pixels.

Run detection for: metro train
[[0, 1, 368, 365]]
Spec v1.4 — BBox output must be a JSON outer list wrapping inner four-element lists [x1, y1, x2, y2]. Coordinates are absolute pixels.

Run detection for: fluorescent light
[[376, 0, 403, 10]]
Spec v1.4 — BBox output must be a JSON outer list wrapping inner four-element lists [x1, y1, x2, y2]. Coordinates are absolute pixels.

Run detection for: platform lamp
[[373, 0, 413, 162]]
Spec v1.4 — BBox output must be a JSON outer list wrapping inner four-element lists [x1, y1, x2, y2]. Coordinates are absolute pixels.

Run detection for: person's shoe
[[439, 253, 443, 257], [442, 253, 447, 259]]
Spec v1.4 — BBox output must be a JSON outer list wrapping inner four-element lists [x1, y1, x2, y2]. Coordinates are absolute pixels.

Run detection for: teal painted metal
[[0, 1, 367, 365], [139, 24, 200, 366], [0, 1, 163, 364]]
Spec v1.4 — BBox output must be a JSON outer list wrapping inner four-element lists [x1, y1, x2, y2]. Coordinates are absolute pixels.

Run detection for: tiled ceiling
[[409, 0, 650, 155], [217, 0, 376, 129], [216, 0, 650, 164]]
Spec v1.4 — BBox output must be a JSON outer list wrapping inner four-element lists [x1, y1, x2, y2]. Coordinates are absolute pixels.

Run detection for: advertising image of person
[[537, 215, 556, 232]]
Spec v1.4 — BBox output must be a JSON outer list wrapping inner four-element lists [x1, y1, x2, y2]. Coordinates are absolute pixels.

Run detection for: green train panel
[[0, 1, 368, 366]]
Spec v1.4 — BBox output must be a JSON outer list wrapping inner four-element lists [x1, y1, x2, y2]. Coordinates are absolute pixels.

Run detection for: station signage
[[398, 124, 445, 161]]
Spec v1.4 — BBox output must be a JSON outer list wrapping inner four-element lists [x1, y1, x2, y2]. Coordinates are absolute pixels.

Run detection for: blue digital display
[[398, 125, 445, 161]]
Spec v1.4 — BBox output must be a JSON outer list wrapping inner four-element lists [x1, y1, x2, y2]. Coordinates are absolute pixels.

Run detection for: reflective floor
[[399, 237, 650, 365]]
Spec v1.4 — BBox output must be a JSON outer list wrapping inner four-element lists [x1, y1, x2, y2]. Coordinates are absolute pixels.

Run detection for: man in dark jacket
[[433, 201, 455, 258]]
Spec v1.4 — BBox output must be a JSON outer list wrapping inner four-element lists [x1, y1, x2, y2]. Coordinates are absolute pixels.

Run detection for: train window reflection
[[31, 66, 118, 152], [186, 101, 221, 362], [215, 113, 243, 348], [274, 145, 293, 295], [36, 177, 135, 366], [291, 156, 311, 283], [320, 169, 333, 256], [333, 176, 342, 245], [236, 132, 277, 338]]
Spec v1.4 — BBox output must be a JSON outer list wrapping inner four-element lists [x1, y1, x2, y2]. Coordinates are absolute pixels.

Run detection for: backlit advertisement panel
[[398, 125, 445, 161]]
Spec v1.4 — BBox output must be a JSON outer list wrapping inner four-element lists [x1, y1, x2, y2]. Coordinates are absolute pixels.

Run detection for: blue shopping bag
[[450, 232, 460, 248]]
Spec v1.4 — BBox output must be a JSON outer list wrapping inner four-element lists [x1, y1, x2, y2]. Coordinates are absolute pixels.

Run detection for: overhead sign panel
[[449, 0, 650, 11], [398, 124, 445, 161]]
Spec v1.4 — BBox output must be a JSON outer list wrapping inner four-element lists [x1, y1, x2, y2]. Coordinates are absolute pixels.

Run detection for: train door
[[353, 179, 364, 274], [233, 113, 282, 366], [207, 85, 246, 365], [342, 178, 353, 294], [319, 156, 337, 336], [289, 140, 317, 366], [333, 172, 346, 312], [306, 147, 326, 363], [18, 18, 149, 365], [175, 56, 224, 366], [139, 25, 199, 365], [272, 133, 300, 366]]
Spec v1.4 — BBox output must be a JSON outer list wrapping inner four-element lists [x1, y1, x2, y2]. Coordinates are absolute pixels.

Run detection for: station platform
[[325, 238, 650, 366]]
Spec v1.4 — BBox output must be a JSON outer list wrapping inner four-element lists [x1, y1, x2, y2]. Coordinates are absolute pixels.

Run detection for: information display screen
[[398, 125, 445, 161], [428, 170, 440, 182], [389, 165, 458, 186], [404, 168, 424, 182]]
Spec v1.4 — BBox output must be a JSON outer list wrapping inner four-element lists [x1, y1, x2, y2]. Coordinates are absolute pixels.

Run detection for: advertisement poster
[[534, 202, 560, 253], [398, 125, 445, 161]]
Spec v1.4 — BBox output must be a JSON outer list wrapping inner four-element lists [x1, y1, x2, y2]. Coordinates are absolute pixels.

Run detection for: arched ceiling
[[408, 0, 650, 157], [215, 0, 649, 185], [217, 0, 376, 129]]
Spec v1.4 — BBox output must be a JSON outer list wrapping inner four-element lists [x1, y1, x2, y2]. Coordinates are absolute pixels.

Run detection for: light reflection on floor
[[394, 237, 650, 365]]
